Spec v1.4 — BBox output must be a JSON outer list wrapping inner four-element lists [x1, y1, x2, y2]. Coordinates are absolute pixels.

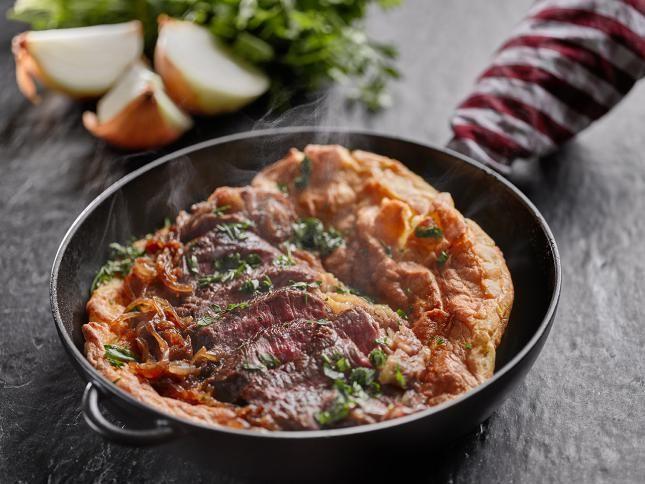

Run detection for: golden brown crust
[[84, 145, 513, 429]]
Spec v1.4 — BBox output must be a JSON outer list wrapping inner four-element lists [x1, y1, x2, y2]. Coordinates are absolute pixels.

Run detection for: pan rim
[[50, 126, 561, 440]]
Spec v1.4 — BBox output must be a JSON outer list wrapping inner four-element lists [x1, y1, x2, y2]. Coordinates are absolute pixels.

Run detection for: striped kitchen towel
[[448, 0, 645, 172]]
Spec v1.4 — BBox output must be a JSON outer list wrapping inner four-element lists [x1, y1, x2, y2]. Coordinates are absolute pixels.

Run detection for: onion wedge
[[154, 16, 269, 115], [12, 21, 143, 103], [83, 62, 193, 150]]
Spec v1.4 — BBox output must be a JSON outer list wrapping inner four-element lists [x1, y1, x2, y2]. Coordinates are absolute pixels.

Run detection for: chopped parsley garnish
[[396, 308, 408, 320], [315, 398, 350, 426], [195, 302, 250, 327], [415, 225, 443, 239], [196, 315, 216, 327], [216, 221, 254, 241], [374, 336, 390, 346], [241, 361, 265, 372], [333, 285, 374, 303], [259, 353, 281, 369], [349, 367, 380, 393], [185, 253, 200, 275], [288, 280, 322, 291], [91, 242, 144, 292], [277, 182, 289, 194], [273, 249, 296, 267], [435, 336, 446, 345], [437, 250, 450, 266], [380, 240, 393, 257], [104, 344, 137, 368], [369, 348, 387, 369], [394, 366, 407, 389], [198, 253, 262, 287], [292, 218, 344, 256], [464, 342, 473, 350], [335, 357, 351, 373], [316, 351, 383, 427], [212, 204, 231, 216], [309, 318, 330, 326], [224, 302, 250, 312], [241, 275, 273, 294], [294, 156, 312, 189]]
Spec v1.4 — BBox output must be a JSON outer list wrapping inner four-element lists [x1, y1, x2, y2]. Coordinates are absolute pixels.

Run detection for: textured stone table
[[1, 0, 644, 482]]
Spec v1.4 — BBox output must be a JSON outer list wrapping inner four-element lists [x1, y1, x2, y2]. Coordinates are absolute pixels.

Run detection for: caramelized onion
[[131, 257, 157, 282], [192, 346, 220, 364], [167, 361, 199, 376], [147, 321, 170, 362]]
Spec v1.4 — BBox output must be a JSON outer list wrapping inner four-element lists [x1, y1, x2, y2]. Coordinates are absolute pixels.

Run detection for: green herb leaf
[[196, 315, 216, 327], [464, 342, 473, 350], [288, 280, 322, 292], [394, 366, 407, 389], [186, 253, 200, 275], [241, 275, 273, 294], [374, 336, 390, 346], [435, 336, 446, 345], [259, 353, 281, 369], [199, 252, 262, 287], [212, 204, 231, 216], [315, 398, 350, 426], [415, 226, 443, 239], [369, 348, 387, 369], [216, 221, 253, 241], [294, 156, 312, 189], [91, 242, 144, 292], [292, 218, 344, 256], [277, 182, 289, 194], [396, 308, 408, 320], [437, 250, 449, 266], [104, 344, 137, 368], [242, 361, 265, 371]]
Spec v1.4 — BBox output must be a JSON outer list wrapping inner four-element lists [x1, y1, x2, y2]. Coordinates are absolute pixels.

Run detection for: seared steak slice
[[207, 310, 387, 430], [190, 288, 328, 357]]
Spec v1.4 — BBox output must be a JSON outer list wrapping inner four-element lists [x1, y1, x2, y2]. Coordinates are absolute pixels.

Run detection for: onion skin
[[12, 33, 45, 103], [154, 18, 203, 114], [83, 87, 187, 150], [12, 22, 144, 103], [154, 15, 268, 115]]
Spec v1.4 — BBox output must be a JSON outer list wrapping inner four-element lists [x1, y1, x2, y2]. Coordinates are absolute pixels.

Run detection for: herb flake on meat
[[369, 348, 387, 369], [185, 253, 199, 275], [241, 361, 265, 372], [241, 275, 273, 294], [292, 218, 344, 256], [198, 252, 262, 287], [216, 221, 254, 241], [259, 353, 281, 369]]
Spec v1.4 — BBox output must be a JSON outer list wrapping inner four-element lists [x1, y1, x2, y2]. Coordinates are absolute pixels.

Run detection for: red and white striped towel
[[448, 0, 645, 172]]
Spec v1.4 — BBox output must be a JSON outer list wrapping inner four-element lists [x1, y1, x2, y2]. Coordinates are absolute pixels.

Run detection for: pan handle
[[82, 382, 177, 446]]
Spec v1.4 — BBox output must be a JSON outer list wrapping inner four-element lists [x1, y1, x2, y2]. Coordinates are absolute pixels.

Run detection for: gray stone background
[[1, 0, 643, 482]]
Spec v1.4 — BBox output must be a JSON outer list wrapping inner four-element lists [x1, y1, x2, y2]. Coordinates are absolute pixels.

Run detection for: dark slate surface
[[1, 0, 644, 482]]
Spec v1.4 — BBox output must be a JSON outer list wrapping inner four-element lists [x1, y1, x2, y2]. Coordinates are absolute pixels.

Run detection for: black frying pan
[[50, 127, 560, 479]]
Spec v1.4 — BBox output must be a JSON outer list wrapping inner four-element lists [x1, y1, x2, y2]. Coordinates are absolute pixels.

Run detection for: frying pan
[[50, 127, 560, 479]]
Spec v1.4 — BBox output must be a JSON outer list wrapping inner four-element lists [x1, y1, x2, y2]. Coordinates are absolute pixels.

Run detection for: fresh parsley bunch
[[9, 0, 402, 109]]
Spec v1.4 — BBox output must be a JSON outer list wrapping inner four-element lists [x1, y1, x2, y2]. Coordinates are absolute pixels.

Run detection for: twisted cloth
[[448, 0, 645, 172]]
